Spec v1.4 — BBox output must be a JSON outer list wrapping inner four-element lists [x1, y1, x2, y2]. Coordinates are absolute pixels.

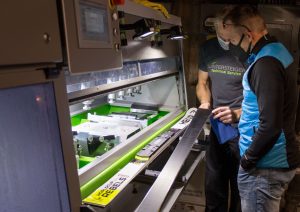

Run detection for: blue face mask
[[229, 34, 252, 65], [217, 35, 230, 51]]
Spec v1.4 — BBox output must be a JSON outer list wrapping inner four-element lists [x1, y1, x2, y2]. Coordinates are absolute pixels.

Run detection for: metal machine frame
[[64, 2, 197, 211], [61, 0, 123, 73], [0, 1, 195, 211], [0, 67, 82, 212]]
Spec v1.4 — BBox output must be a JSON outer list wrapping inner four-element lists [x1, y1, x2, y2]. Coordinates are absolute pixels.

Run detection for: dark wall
[[171, 0, 206, 108]]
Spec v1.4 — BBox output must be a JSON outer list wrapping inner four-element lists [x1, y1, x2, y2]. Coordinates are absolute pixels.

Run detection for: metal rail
[[135, 108, 211, 212]]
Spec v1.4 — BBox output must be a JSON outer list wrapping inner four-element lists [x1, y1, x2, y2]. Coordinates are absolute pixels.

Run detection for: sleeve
[[199, 44, 208, 72], [241, 56, 285, 170]]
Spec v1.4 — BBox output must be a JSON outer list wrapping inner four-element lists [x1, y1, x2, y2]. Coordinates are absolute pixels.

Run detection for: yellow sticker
[[83, 189, 120, 206], [134, 155, 149, 161], [83, 162, 145, 207]]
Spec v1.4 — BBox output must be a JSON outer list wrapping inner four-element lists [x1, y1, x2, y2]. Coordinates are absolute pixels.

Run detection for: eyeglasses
[[222, 22, 251, 32]]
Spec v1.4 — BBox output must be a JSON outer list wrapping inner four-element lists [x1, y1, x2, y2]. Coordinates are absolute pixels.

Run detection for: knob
[[117, 90, 125, 100], [112, 12, 118, 21], [114, 43, 120, 51], [108, 93, 116, 104], [126, 88, 134, 97], [113, 28, 118, 36]]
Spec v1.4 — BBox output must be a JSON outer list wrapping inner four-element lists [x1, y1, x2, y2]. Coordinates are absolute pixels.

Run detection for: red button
[[112, 0, 125, 5]]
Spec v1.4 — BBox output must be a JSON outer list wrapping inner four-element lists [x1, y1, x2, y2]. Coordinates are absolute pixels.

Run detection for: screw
[[43, 33, 51, 43]]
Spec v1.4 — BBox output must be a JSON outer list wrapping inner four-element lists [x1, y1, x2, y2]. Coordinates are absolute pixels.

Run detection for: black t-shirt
[[199, 37, 245, 108]]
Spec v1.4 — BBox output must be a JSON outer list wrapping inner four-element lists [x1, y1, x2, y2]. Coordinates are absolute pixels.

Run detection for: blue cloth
[[210, 116, 239, 144]]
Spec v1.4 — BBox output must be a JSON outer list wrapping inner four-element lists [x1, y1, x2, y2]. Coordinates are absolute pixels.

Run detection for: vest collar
[[251, 34, 276, 55], [246, 34, 278, 65]]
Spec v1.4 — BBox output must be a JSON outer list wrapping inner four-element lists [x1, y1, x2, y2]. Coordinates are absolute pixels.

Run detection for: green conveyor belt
[[79, 111, 185, 199]]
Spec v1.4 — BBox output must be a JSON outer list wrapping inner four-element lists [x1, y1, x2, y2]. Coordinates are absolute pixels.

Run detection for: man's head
[[213, 6, 234, 50], [214, 6, 234, 40], [223, 5, 268, 52]]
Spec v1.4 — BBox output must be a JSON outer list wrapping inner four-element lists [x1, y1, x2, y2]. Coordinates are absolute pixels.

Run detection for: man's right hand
[[199, 102, 211, 109], [212, 106, 241, 123]]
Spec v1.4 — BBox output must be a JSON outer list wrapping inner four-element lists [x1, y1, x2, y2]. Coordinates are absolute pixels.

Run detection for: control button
[[114, 43, 120, 51], [113, 28, 118, 36], [111, 0, 125, 6], [112, 12, 118, 21]]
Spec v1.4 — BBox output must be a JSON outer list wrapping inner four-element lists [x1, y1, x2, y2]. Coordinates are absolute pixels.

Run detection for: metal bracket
[[43, 67, 60, 79], [80, 205, 97, 212]]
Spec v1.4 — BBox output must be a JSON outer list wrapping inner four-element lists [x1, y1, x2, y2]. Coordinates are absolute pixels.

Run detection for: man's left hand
[[240, 154, 256, 171]]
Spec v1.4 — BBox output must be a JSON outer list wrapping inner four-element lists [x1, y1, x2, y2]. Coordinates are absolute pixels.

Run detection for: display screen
[[79, 1, 109, 42]]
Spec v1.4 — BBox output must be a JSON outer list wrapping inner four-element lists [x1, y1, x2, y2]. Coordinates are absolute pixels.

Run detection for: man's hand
[[212, 106, 241, 124], [240, 154, 256, 171], [199, 102, 211, 109]]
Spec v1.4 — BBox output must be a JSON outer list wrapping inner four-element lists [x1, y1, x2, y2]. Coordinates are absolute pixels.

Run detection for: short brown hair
[[223, 5, 266, 32], [214, 6, 234, 29]]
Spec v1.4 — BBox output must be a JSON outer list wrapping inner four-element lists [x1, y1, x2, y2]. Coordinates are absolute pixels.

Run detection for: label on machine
[[83, 108, 198, 207], [83, 161, 145, 207]]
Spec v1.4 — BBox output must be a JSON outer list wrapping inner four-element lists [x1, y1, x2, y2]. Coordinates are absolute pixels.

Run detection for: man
[[223, 5, 300, 212], [197, 6, 245, 212]]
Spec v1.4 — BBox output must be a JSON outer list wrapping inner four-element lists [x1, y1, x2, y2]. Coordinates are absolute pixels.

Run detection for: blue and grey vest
[[239, 42, 294, 168]]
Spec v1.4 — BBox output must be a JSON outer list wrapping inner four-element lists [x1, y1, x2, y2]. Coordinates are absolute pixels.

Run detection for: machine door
[[0, 67, 81, 212], [61, 0, 123, 74], [0, 1, 62, 66], [0, 83, 71, 212]]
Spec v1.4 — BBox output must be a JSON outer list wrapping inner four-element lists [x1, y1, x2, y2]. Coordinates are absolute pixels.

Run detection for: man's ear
[[246, 31, 253, 42]]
